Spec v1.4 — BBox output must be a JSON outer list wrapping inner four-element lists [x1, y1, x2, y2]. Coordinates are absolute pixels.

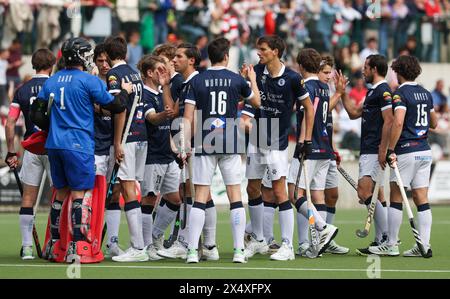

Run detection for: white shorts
[[389, 150, 432, 190], [95, 155, 110, 177], [287, 158, 330, 191], [192, 154, 241, 186], [359, 154, 384, 186], [262, 167, 272, 188], [325, 160, 339, 189], [19, 150, 52, 186], [142, 161, 181, 196], [245, 143, 289, 181], [109, 141, 147, 181]]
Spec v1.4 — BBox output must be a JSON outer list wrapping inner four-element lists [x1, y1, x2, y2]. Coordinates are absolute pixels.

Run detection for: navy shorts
[[48, 149, 95, 191]]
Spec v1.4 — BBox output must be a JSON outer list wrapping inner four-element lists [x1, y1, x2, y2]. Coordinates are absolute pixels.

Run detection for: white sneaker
[[267, 239, 281, 254], [368, 244, 400, 256], [201, 245, 220, 261], [157, 240, 188, 259], [104, 243, 125, 258], [270, 242, 295, 261], [325, 240, 349, 255], [296, 242, 310, 256], [21, 246, 35, 260], [403, 244, 433, 258], [244, 232, 252, 247], [146, 244, 164, 261], [153, 235, 164, 251], [186, 249, 199, 263], [112, 247, 149, 262], [317, 224, 338, 256], [232, 249, 247, 263], [244, 235, 269, 258]]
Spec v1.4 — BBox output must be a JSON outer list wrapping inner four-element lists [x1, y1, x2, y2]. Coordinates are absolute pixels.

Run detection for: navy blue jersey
[[360, 80, 393, 154], [11, 75, 48, 139], [185, 66, 253, 155], [171, 71, 198, 139], [94, 79, 112, 156], [303, 77, 333, 159], [244, 64, 309, 151], [392, 82, 433, 155], [106, 62, 146, 143], [170, 72, 184, 102], [143, 86, 174, 164], [37, 69, 114, 154]]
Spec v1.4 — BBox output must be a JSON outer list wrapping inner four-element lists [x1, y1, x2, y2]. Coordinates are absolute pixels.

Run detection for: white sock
[[374, 201, 388, 243], [19, 208, 34, 247], [177, 200, 192, 246], [326, 207, 336, 225], [263, 202, 276, 243], [187, 203, 206, 250], [295, 197, 327, 230], [387, 203, 403, 246], [153, 201, 179, 239], [245, 221, 252, 234], [417, 204, 432, 247], [230, 202, 246, 250], [248, 197, 264, 241], [278, 201, 294, 246], [141, 205, 154, 247], [203, 201, 217, 247], [296, 212, 309, 245], [124, 201, 144, 250], [315, 204, 327, 225], [106, 203, 121, 245]]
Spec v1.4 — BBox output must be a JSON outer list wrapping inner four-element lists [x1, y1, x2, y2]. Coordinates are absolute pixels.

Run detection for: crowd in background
[[1, 0, 450, 161]]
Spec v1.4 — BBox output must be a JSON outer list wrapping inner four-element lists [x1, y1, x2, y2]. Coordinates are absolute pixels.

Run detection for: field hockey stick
[[13, 168, 43, 258], [180, 121, 188, 230], [301, 155, 319, 256], [393, 162, 429, 258], [101, 92, 140, 246], [293, 155, 303, 201], [32, 169, 47, 258], [355, 169, 383, 238], [337, 165, 358, 191]]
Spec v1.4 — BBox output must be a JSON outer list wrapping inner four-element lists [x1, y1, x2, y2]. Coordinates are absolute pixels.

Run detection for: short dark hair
[[257, 35, 285, 58], [94, 43, 108, 62], [208, 37, 230, 65], [153, 44, 177, 61], [177, 43, 201, 67], [31, 49, 56, 72], [296, 48, 321, 73], [137, 55, 165, 78], [366, 54, 388, 77], [320, 55, 334, 70], [104, 36, 127, 60], [391, 55, 422, 81]]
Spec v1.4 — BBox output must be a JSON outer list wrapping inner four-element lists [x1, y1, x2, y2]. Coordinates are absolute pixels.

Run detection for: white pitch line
[[0, 264, 450, 274]]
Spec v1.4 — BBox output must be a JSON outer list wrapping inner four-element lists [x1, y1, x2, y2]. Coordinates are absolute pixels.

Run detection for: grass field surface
[[1, 206, 449, 279]]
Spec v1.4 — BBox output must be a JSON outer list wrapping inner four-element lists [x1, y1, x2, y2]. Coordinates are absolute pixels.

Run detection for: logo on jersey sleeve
[[300, 79, 305, 88], [383, 91, 392, 102], [392, 95, 402, 104], [108, 75, 119, 88]]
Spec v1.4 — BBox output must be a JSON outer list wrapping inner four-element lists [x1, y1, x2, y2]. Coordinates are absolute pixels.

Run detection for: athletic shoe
[[296, 242, 310, 256], [157, 240, 188, 259], [112, 247, 149, 262], [232, 248, 247, 264], [317, 224, 338, 256], [403, 244, 433, 258], [270, 242, 295, 261], [368, 244, 400, 256], [104, 243, 125, 258], [153, 235, 164, 251], [186, 249, 199, 263], [66, 241, 80, 263], [20, 246, 35, 260], [325, 240, 349, 255], [201, 245, 220, 261], [244, 235, 269, 258], [244, 232, 252, 247], [146, 244, 164, 261], [268, 239, 281, 254], [356, 238, 386, 256], [44, 239, 58, 260]]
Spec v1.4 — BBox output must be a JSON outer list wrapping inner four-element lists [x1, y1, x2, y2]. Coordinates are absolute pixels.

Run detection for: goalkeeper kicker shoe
[[403, 244, 433, 258], [20, 246, 35, 260], [66, 242, 80, 263], [104, 243, 125, 258]]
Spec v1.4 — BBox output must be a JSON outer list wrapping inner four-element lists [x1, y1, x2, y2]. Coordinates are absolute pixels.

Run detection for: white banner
[[429, 161, 450, 203]]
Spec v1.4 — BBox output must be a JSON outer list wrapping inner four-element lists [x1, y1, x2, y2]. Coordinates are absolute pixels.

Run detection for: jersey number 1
[[60, 87, 66, 110]]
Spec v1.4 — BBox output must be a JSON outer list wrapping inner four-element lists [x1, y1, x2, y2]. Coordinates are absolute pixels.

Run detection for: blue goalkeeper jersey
[[37, 68, 114, 155]]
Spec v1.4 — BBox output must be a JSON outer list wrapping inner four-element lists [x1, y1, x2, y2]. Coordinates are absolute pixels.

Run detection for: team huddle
[[4, 34, 436, 264]]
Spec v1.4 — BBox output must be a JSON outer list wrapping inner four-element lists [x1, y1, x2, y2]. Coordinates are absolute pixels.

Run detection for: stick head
[[356, 229, 369, 238]]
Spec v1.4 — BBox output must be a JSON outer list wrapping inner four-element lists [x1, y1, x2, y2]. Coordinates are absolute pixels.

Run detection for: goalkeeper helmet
[[61, 37, 94, 71]]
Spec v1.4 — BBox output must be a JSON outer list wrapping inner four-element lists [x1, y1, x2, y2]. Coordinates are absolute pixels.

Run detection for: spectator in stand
[[405, 35, 418, 57], [154, 0, 173, 46], [349, 41, 363, 75], [195, 34, 209, 72], [6, 39, 23, 91], [423, 0, 442, 62], [179, 0, 207, 43], [379, 0, 393, 57], [317, 0, 341, 52], [348, 71, 367, 108], [359, 37, 379, 66], [432, 79, 448, 113], [392, 0, 410, 55], [0, 48, 9, 108], [126, 30, 143, 72]]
